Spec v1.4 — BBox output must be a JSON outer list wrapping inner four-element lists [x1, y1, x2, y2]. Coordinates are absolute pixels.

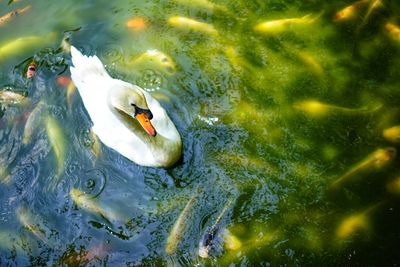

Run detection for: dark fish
[[199, 225, 223, 258], [198, 198, 233, 258]]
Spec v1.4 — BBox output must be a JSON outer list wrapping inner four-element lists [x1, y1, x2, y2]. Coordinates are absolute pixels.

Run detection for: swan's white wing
[[70, 46, 109, 78], [70, 46, 110, 96], [70, 46, 113, 125], [70, 46, 181, 167]]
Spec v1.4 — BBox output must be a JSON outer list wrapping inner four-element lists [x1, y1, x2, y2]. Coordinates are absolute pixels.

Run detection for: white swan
[[70, 46, 182, 167]]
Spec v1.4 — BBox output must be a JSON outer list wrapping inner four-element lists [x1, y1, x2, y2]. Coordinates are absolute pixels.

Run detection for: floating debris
[[45, 116, 66, 176], [293, 100, 382, 117], [331, 147, 396, 188], [126, 17, 147, 32], [22, 100, 46, 144], [165, 194, 197, 255], [168, 16, 218, 36], [334, 0, 369, 21], [0, 5, 31, 26], [254, 12, 322, 34]]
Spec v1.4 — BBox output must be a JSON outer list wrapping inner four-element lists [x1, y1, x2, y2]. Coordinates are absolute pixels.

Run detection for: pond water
[[0, 0, 400, 266]]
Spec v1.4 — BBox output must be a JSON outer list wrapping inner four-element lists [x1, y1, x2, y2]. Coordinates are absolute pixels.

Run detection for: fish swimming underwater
[[198, 198, 233, 258]]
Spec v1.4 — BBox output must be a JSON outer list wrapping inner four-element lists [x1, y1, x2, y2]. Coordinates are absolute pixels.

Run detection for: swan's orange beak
[[135, 113, 157, 137]]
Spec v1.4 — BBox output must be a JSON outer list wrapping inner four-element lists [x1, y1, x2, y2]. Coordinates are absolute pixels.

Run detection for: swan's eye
[[145, 110, 153, 120], [130, 103, 136, 107]]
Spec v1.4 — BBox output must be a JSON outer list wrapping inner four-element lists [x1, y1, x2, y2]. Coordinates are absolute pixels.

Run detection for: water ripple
[[76, 168, 107, 198], [101, 43, 124, 63], [136, 69, 164, 92]]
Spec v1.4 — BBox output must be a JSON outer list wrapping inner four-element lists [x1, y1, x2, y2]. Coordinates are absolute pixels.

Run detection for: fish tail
[[301, 13, 313, 21], [304, 11, 324, 24]]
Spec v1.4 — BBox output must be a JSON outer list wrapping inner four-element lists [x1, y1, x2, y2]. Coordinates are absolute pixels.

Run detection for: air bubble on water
[[85, 178, 95, 189], [137, 69, 163, 92], [80, 128, 94, 148], [66, 162, 80, 175], [102, 44, 124, 63], [77, 168, 106, 197], [197, 115, 219, 126], [51, 105, 65, 120]]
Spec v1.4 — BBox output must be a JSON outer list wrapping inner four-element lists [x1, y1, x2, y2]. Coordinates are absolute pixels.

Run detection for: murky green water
[[1, 0, 400, 265]]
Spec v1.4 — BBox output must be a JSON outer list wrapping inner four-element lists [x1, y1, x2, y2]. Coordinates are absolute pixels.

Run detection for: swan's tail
[[70, 46, 110, 89]]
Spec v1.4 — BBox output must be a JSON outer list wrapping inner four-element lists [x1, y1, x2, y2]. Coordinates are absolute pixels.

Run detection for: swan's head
[[110, 86, 157, 137]]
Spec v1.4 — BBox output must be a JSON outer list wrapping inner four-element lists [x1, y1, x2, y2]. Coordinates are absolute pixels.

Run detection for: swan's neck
[[105, 90, 181, 166], [111, 107, 177, 151]]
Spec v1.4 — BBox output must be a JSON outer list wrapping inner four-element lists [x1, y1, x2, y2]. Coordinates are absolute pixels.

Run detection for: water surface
[[0, 0, 400, 266]]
